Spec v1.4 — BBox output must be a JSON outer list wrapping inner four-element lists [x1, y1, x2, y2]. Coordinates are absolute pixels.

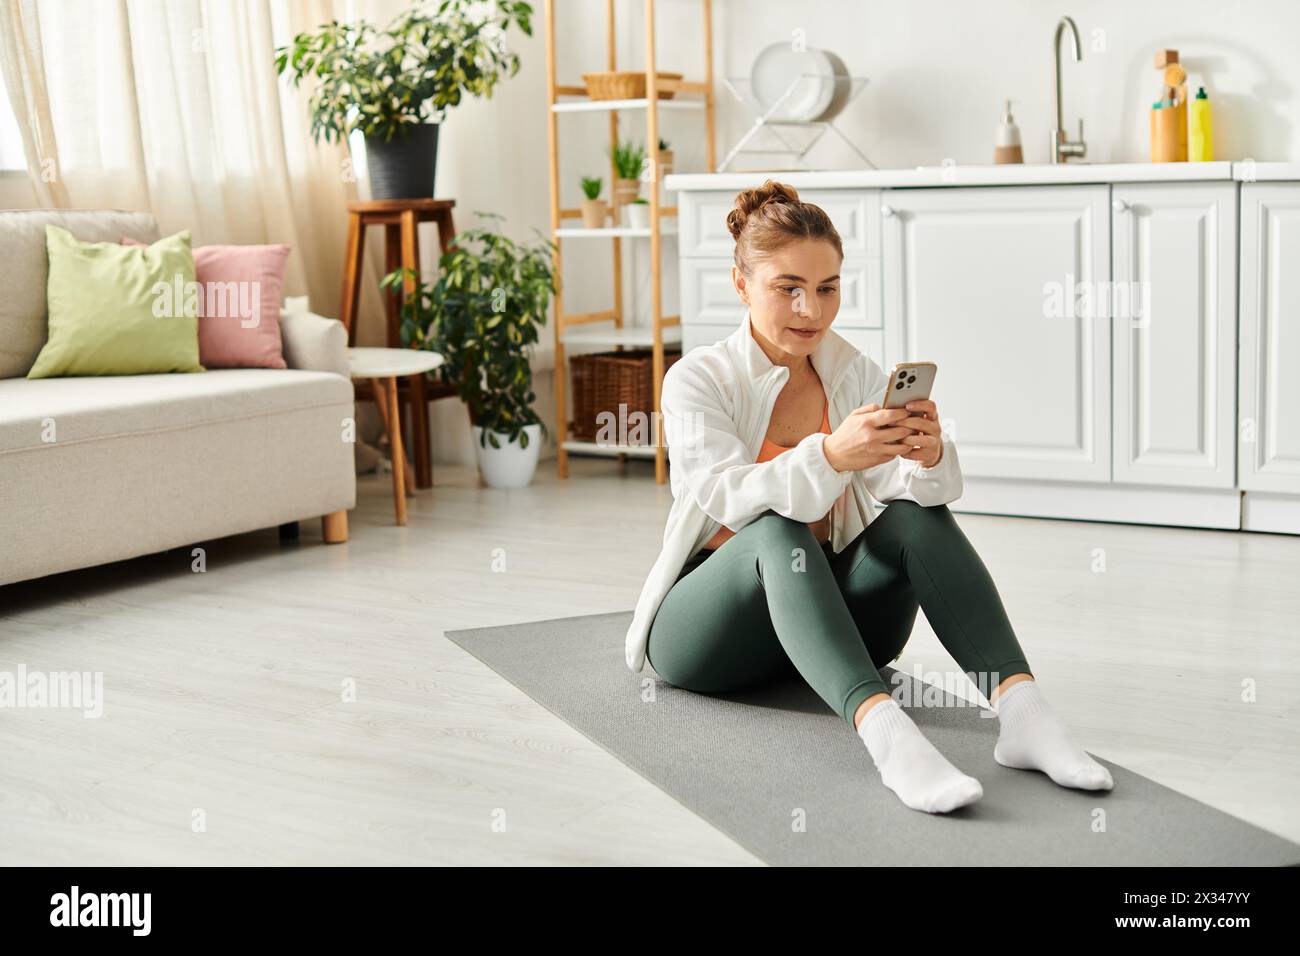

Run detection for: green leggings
[[646, 501, 1034, 726]]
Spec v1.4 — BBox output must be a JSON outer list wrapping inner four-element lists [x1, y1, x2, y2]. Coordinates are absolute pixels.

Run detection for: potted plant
[[610, 138, 645, 210], [580, 175, 607, 228], [625, 198, 651, 230], [657, 137, 674, 178], [275, 1, 534, 200], [383, 214, 558, 489]]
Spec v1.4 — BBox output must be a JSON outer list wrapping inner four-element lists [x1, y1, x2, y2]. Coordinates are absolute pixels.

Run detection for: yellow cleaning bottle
[[1190, 87, 1214, 161]]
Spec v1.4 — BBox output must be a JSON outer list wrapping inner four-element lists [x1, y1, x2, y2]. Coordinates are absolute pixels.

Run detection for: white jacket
[[625, 310, 965, 672]]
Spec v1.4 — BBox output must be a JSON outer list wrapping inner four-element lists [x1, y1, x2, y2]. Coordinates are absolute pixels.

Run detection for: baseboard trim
[[1242, 492, 1300, 534], [951, 477, 1244, 531]]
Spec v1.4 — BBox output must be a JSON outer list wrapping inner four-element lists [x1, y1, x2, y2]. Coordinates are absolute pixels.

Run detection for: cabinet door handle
[[881, 204, 895, 218], [1112, 198, 1129, 212]]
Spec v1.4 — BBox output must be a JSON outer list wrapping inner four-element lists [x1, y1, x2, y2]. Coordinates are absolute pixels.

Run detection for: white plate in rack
[[749, 43, 836, 122], [815, 50, 855, 122]]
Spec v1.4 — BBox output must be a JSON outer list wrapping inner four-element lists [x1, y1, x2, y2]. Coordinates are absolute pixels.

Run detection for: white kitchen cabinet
[[881, 185, 1112, 482], [1239, 183, 1300, 496], [680, 257, 881, 334], [1111, 183, 1238, 488], [680, 258, 740, 326], [670, 167, 1300, 534], [680, 189, 880, 258]]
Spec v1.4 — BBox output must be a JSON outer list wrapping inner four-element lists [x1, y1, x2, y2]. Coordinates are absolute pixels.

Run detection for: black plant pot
[[365, 124, 440, 200]]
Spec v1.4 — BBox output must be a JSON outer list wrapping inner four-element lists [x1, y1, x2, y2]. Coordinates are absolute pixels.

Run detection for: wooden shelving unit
[[543, 0, 716, 484]]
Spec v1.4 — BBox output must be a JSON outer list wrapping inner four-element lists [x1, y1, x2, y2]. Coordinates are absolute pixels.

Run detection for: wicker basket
[[569, 348, 682, 443], [581, 71, 684, 101]]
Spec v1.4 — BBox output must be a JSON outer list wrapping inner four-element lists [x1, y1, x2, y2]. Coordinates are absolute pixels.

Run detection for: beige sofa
[[0, 209, 356, 587]]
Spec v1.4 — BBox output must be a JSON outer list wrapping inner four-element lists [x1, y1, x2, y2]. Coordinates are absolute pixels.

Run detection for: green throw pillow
[[27, 225, 204, 378]]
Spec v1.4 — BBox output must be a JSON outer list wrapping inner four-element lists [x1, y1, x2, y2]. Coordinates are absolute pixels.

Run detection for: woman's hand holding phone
[[823, 404, 915, 473], [895, 399, 944, 469], [824, 399, 944, 473]]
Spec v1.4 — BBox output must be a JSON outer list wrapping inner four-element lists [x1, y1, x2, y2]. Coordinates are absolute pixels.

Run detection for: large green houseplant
[[275, 1, 533, 199], [383, 215, 557, 487]]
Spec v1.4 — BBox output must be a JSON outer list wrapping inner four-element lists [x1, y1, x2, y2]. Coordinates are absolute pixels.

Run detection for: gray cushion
[[279, 309, 349, 377], [0, 208, 161, 379]]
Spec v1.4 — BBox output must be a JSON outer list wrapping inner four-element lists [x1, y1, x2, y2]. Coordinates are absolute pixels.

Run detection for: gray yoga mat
[[446, 611, 1300, 866]]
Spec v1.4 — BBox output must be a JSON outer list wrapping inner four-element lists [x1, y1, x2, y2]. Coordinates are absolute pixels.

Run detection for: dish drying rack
[[719, 73, 874, 172]]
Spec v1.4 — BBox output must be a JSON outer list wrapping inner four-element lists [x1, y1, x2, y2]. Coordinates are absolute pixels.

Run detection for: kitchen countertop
[[665, 161, 1248, 191], [1232, 161, 1300, 181]]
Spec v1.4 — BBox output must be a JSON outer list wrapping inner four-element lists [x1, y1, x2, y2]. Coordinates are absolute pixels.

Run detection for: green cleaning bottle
[[1190, 87, 1214, 161]]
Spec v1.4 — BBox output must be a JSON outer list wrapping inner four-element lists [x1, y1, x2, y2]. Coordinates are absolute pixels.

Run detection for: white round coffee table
[[348, 347, 445, 526]]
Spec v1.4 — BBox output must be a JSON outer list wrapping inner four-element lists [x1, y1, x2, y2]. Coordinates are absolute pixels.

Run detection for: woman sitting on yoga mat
[[625, 180, 1113, 814]]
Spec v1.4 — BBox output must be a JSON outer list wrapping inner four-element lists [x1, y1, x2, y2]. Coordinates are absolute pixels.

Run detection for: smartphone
[[881, 361, 937, 410]]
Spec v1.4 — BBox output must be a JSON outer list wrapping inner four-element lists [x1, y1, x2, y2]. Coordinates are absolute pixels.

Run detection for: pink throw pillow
[[122, 237, 290, 369]]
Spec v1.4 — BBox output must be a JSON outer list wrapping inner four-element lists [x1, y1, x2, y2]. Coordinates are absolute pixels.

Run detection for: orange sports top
[[703, 394, 833, 551]]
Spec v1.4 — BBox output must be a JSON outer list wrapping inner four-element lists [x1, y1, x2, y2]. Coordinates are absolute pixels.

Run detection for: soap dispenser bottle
[[1189, 87, 1214, 161], [994, 100, 1024, 164]]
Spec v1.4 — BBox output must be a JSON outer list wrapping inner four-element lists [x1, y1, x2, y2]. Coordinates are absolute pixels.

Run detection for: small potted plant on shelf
[[275, 1, 534, 200], [383, 214, 558, 488], [580, 175, 607, 228], [610, 138, 645, 210], [657, 138, 674, 177], [625, 198, 651, 230]]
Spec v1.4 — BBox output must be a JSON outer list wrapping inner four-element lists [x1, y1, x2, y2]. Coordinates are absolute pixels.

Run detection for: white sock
[[858, 699, 983, 814], [992, 680, 1114, 791]]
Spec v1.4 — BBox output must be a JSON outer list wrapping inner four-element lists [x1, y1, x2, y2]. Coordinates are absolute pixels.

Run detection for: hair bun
[[726, 180, 800, 241]]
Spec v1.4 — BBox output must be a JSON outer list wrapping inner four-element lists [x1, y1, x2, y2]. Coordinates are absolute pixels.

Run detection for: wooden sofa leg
[[322, 510, 349, 544]]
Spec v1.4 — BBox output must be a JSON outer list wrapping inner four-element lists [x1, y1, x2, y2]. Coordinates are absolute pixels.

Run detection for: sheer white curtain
[[0, 0, 385, 323]]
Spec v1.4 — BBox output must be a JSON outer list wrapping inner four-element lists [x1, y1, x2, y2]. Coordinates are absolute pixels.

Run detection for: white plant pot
[[626, 203, 651, 229], [472, 423, 542, 489]]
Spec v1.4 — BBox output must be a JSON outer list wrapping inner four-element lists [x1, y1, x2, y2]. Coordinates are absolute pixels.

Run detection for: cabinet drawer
[[837, 259, 882, 328], [802, 190, 881, 258], [680, 258, 740, 324], [681, 258, 880, 329], [680, 189, 881, 258]]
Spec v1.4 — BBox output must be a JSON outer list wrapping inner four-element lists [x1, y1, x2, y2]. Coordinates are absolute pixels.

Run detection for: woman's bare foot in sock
[[991, 680, 1113, 791], [857, 698, 983, 813]]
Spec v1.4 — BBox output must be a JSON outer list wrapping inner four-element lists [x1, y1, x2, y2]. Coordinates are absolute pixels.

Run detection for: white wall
[[706, 0, 1297, 170]]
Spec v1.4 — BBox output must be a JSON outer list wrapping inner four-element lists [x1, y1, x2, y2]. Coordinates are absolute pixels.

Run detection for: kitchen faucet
[[1051, 15, 1086, 163]]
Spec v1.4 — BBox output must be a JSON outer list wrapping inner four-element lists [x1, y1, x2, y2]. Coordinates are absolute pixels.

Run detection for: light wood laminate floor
[[1, 457, 1297, 865]]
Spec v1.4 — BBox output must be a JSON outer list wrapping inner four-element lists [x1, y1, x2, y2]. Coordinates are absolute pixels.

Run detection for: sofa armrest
[[280, 310, 349, 377]]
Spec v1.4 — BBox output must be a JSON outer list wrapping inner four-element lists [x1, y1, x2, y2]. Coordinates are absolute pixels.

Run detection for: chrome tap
[[1050, 16, 1086, 163]]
